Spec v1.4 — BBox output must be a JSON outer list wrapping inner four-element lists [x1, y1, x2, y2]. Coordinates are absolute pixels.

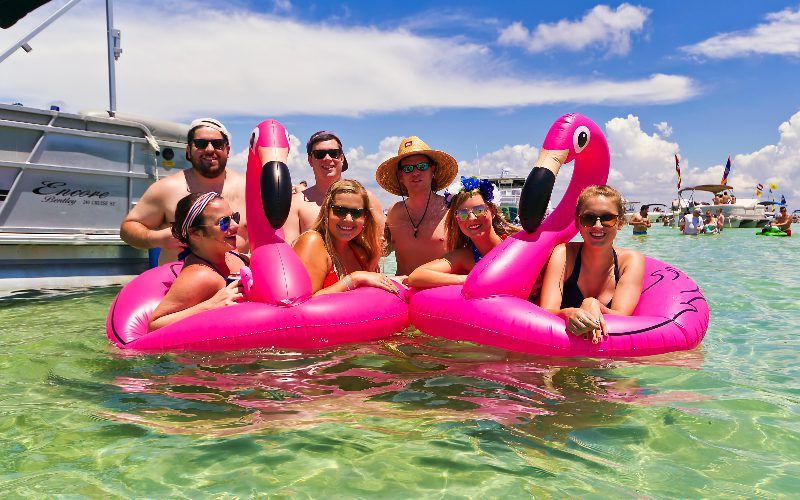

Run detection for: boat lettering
[[33, 181, 110, 199]]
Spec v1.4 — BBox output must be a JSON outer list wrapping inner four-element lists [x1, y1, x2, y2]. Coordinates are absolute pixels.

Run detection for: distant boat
[[673, 184, 769, 228]]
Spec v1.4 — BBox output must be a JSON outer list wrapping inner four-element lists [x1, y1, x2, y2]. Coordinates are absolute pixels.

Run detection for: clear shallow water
[[1, 225, 799, 497]]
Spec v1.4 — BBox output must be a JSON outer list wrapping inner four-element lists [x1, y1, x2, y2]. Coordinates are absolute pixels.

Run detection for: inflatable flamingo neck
[[245, 119, 312, 304], [462, 113, 609, 300]]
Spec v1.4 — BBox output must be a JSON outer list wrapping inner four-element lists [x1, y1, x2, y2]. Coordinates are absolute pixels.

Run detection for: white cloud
[[603, 115, 681, 203], [653, 121, 672, 138], [681, 6, 800, 59], [498, 3, 651, 56], [0, 1, 693, 119]]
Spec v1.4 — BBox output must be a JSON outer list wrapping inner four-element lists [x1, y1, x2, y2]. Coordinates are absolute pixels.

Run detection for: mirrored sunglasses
[[399, 162, 431, 173], [331, 205, 366, 219], [192, 138, 227, 150], [311, 149, 343, 160], [455, 204, 488, 222], [202, 212, 240, 232], [578, 212, 619, 228]]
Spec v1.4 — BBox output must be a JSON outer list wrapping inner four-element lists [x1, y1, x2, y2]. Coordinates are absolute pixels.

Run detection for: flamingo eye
[[573, 126, 590, 153], [249, 127, 260, 151]]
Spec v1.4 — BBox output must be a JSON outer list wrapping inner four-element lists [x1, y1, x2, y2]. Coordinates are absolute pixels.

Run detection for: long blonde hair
[[444, 190, 520, 251], [312, 179, 380, 276]]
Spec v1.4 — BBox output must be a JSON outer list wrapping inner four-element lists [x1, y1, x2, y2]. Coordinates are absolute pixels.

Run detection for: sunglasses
[[331, 205, 366, 219], [399, 162, 431, 173], [578, 212, 620, 228], [192, 138, 227, 150], [201, 212, 240, 232], [311, 149, 343, 160], [454, 204, 488, 221]]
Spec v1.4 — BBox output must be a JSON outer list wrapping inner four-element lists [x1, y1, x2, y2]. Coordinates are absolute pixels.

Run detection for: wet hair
[[444, 190, 520, 251], [575, 185, 626, 220], [172, 192, 223, 246], [312, 179, 380, 277]]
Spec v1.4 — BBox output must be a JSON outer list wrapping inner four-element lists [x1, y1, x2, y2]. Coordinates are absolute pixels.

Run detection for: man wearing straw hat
[[121, 118, 248, 265], [376, 136, 458, 276], [282, 130, 383, 244]]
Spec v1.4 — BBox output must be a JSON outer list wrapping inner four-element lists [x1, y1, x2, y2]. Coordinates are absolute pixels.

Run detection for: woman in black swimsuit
[[408, 176, 519, 289], [539, 185, 645, 344], [149, 192, 248, 331]]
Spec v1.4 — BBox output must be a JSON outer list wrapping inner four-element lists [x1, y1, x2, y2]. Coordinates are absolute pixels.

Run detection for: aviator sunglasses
[[331, 205, 366, 219], [201, 212, 240, 232], [578, 212, 620, 228], [454, 204, 488, 222], [311, 149, 343, 160], [399, 162, 431, 174], [192, 138, 227, 150]]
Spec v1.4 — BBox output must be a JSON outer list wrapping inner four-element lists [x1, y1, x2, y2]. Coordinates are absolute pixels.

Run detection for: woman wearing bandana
[[148, 192, 248, 331]]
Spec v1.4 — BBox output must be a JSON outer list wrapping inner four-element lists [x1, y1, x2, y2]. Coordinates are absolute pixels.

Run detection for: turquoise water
[[1, 225, 799, 497]]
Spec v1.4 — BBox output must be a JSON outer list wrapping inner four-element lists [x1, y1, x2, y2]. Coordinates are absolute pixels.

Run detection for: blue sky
[[2, 0, 799, 209]]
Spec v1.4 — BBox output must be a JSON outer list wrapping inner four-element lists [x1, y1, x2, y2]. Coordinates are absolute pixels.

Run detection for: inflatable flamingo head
[[518, 113, 609, 233], [246, 120, 293, 248]]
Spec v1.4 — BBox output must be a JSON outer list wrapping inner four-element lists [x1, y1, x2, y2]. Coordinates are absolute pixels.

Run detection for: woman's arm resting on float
[[148, 270, 242, 331], [602, 249, 645, 316], [538, 244, 602, 337], [407, 249, 472, 289], [292, 231, 338, 295]]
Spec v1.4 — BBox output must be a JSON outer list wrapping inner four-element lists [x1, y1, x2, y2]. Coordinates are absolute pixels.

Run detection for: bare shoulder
[[176, 262, 225, 290], [385, 201, 403, 222], [292, 230, 325, 250], [616, 247, 645, 269]]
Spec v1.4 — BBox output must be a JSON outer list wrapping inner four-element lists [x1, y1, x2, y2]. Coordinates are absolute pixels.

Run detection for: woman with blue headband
[[148, 192, 248, 331], [408, 177, 519, 289]]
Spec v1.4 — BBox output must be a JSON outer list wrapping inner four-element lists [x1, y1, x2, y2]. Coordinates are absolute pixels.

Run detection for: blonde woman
[[539, 185, 645, 343], [293, 179, 398, 296]]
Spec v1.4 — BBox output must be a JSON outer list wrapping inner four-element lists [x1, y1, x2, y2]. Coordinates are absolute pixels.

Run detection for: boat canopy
[[678, 184, 733, 195], [1, 0, 51, 29]]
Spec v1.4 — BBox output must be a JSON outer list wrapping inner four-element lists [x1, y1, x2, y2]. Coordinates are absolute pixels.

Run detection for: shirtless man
[[630, 205, 651, 235], [376, 136, 459, 276], [282, 131, 383, 244], [120, 118, 247, 264], [764, 205, 792, 236]]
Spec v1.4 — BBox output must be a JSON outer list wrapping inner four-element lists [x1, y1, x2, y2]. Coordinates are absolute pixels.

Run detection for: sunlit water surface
[[1, 226, 799, 497]]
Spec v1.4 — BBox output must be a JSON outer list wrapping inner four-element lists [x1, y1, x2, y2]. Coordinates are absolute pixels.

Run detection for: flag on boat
[[755, 183, 764, 197], [720, 156, 731, 185], [674, 154, 681, 189]]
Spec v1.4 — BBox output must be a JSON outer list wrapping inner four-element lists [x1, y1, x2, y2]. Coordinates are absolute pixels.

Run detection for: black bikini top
[[560, 244, 619, 309]]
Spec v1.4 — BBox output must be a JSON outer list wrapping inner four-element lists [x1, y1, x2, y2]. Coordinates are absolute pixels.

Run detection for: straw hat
[[375, 136, 458, 196]]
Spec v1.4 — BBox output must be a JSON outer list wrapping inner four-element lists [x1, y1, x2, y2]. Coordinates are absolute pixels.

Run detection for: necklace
[[403, 190, 432, 238]]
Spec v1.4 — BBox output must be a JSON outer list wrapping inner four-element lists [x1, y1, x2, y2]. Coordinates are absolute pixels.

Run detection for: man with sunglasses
[[376, 136, 459, 276], [121, 118, 248, 264], [282, 130, 383, 244]]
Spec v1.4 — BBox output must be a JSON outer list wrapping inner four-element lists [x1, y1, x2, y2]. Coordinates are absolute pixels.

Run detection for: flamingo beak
[[535, 148, 569, 178], [518, 148, 569, 233]]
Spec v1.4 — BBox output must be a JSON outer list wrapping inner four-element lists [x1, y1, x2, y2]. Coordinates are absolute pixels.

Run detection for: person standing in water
[[629, 205, 651, 235], [120, 118, 248, 264], [376, 136, 459, 276]]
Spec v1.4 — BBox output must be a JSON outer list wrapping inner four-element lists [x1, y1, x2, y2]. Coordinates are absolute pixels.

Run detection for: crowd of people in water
[[118, 117, 786, 343]]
